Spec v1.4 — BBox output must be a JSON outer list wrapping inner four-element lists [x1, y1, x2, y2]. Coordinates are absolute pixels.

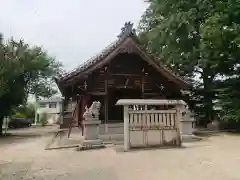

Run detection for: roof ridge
[[60, 22, 136, 81]]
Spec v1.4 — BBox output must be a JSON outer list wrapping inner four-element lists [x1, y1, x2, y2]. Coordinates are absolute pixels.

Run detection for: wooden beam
[[110, 73, 141, 77], [88, 92, 106, 96], [115, 86, 134, 89], [144, 88, 154, 91], [143, 93, 162, 95], [62, 74, 88, 87], [104, 66, 108, 133]]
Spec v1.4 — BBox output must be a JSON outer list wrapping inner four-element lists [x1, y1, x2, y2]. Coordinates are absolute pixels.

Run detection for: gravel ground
[[0, 132, 240, 180]]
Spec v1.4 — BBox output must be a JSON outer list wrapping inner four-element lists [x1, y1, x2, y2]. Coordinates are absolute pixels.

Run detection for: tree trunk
[[202, 71, 214, 128], [0, 116, 3, 136]]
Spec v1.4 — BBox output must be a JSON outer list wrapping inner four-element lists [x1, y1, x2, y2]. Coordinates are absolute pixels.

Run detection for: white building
[[35, 96, 63, 125]]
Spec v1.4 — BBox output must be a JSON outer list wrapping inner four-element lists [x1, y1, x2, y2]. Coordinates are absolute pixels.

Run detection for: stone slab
[[78, 139, 105, 151]]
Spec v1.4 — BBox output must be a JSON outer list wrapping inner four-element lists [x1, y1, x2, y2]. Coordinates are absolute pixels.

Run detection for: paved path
[[1, 133, 240, 180]]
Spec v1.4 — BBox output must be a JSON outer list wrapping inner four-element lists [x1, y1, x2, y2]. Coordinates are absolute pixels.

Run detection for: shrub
[[39, 112, 48, 126], [219, 118, 240, 131]]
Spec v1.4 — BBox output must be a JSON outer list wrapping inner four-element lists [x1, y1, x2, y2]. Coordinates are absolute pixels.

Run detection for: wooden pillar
[[79, 95, 85, 136], [123, 105, 130, 151], [104, 66, 108, 133], [141, 68, 145, 99], [81, 79, 88, 136], [60, 97, 67, 129]]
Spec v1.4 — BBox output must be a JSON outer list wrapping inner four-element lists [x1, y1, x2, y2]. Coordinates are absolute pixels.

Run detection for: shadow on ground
[[0, 126, 58, 146], [193, 131, 223, 137], [0, 132, 40, 142], [0, 133, 44, 146], [113, 142, 210, 154]]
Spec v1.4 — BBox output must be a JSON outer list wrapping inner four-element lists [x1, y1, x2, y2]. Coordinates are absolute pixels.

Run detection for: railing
[[127, 108, 180, 149], [128, 110, 177, 130], [116, 99, 186, 151]]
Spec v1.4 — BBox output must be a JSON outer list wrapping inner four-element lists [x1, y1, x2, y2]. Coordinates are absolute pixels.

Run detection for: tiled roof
[[59, 37, 125, 81], [57, 22, 190, 88], [59, 22, 136, 81]]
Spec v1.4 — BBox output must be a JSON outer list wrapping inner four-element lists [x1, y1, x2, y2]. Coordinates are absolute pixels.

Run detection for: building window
[[39, 103, 46, 108], [49, 103, 57, 108]]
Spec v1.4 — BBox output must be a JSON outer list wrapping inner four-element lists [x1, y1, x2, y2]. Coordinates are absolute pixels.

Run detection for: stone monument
[[78, 101, 105, 150], [180, 107, 200, 141]]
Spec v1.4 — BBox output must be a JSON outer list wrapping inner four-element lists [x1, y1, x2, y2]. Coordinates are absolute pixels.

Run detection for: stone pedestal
[[180, 119, 197, 141], [180, 118, 195, 135], [179, 108, 199, 142], [78, 118, 105, 150]]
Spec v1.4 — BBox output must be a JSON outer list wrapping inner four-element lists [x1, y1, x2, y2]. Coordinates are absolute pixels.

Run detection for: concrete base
[[78, 139, 105, 151], [181, 134, 202, 142]]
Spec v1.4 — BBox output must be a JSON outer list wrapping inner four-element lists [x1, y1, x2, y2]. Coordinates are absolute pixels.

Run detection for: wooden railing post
[[124, 105, 130, 151]]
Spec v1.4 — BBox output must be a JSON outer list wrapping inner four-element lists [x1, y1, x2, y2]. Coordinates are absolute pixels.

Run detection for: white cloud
[[0, 0, 148, 70]]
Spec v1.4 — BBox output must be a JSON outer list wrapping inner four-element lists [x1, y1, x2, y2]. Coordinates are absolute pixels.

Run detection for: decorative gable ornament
[[117, 21, 135, 39]]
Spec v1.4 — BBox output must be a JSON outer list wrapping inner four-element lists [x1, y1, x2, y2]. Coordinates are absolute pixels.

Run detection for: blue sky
[[0, 0, 148, 71]]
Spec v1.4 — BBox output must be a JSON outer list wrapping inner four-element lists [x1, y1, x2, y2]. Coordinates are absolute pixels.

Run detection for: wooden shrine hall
[[55, 22, 190, 133]]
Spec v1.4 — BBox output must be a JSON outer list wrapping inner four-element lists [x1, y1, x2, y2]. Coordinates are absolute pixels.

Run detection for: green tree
[[0, 35, 63, 134], [138, 0, 240, 126]]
